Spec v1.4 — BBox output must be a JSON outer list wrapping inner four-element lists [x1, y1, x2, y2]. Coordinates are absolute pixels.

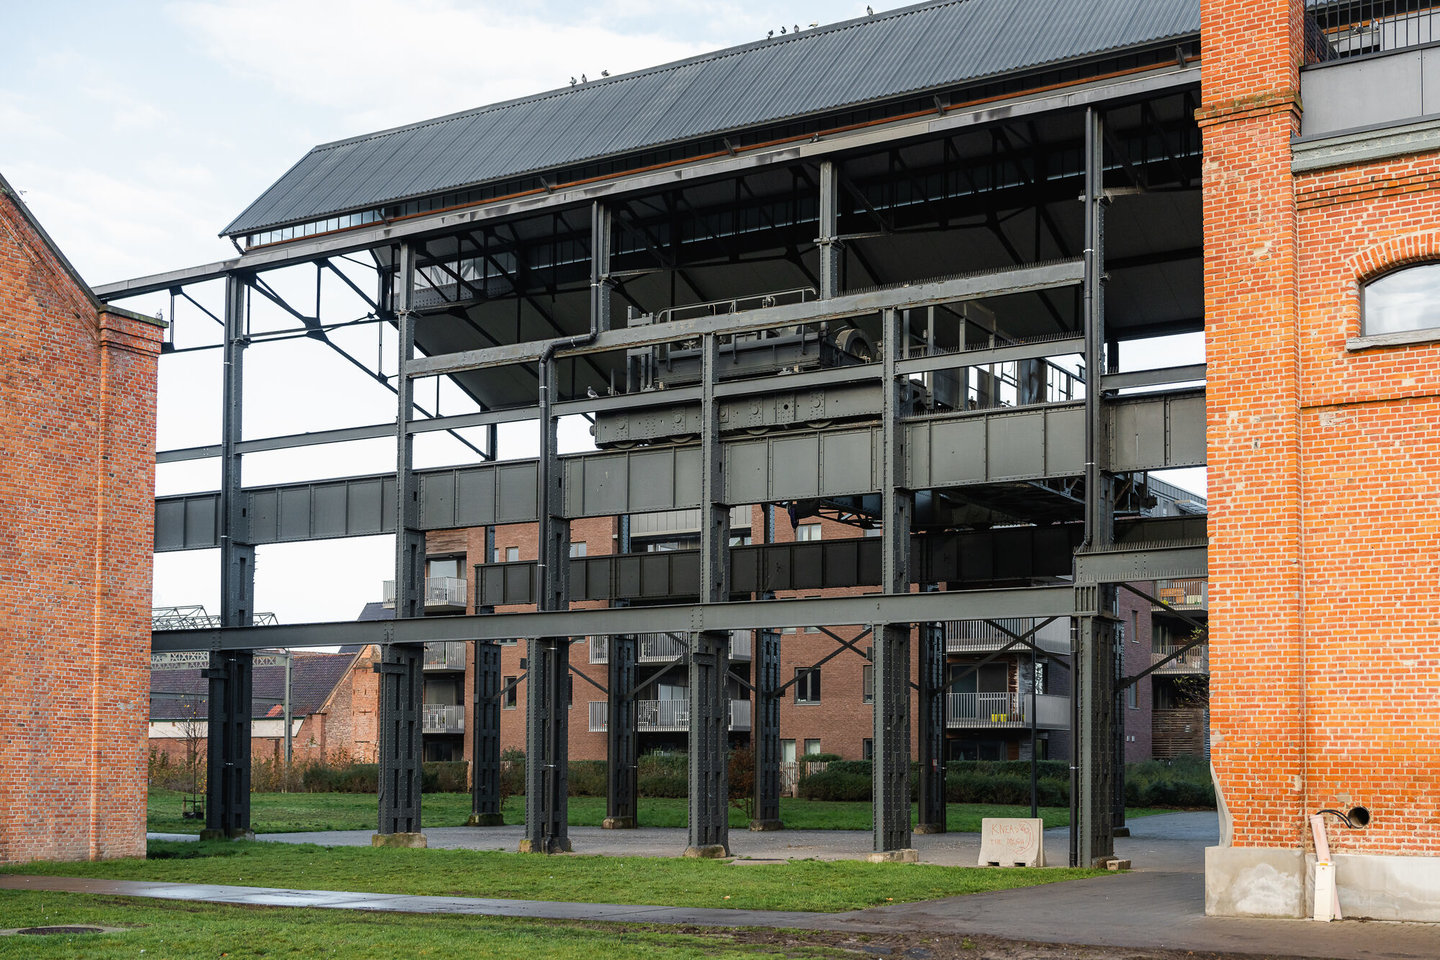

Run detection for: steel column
[[204, 273, 254, 841], [1073, 106, 1118, 867], [525, 353, 572, 853], [818, 160, 842, 298], [916, 614, 946, 834], [751, 624, 783, 830], [468, 640, 503, 826], [591, 202, 613, 332], [873, 307, 913, 857], [605, 632, 638, 828], [377, 241, 425, 844], [687, 333, 731, 857]]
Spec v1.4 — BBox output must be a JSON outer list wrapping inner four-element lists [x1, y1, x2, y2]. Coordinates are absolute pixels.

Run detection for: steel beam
[[604, 632, 638, 829], [818, 160, 842, 298], [407, 260, 1083, 377], [468, 641, 503, 826], [377, 241, 425, 844], [873, 308, 913, 857], [204, 273, 254, 841], [688, 335, 731, 857], [154, 587, 1079, 652]]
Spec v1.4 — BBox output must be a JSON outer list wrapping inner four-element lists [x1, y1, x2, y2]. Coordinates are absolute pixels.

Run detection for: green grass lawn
[[0, 891, 851, 960], [6, 840, 1103, 913], [149, 788, 1164, 834]]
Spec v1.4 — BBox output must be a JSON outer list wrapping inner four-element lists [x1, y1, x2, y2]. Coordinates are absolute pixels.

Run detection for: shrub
[[638, 751, 689, 798], [568, 760, 607, 797], [797, 768, 871, 802]]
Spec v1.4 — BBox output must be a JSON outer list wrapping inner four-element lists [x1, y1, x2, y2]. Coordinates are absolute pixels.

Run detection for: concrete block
[[747, 819, 784, 832], [683, 844, 730, 859], [1305, 852, 1440, 922], [978, 818, 1045, 867], [371, 832, 427, 849], [866, 848, 920, 863], [601, 817, 636, 830], [1205, 846, 1305, 918]]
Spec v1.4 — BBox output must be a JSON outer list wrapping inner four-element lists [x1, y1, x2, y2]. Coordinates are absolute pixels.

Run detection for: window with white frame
[[796, 523, 822, 542], [862, 663, 874, 703], [1363, 263, 1440, 338], [570, 541, 587, 558], [794, 667, 821, 704]]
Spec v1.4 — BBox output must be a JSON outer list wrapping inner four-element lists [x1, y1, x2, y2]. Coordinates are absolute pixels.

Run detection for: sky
[[3, 1, 1204, 626]]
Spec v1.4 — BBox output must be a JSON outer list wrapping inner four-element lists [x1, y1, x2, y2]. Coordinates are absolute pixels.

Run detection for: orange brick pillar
[[1198, 0, 1309, 915]]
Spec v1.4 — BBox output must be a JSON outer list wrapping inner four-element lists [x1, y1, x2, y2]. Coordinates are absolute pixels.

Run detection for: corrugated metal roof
[[224, 0, 1199, 237]]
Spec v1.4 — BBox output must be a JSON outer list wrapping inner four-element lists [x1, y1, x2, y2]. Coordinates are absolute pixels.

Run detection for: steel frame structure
[[107, 62, 1209, 867]]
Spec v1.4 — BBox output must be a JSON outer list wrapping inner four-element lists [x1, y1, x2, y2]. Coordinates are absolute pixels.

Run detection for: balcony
[[945, 691, 1069, 729], [589, 630, 752, 665], [1151, 643, 1209, 675], [423, 641, 466, 671], [382, 577, 468, 612], [588, 698, 752, 733], [944, 617, 1071, 655], [1153, 579, 1208, 612], [422, 703, 464, 734]]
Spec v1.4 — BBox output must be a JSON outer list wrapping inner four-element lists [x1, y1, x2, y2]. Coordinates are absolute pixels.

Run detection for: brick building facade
[[0, 172, 164, 863], [1203, 0, 1440, 921]]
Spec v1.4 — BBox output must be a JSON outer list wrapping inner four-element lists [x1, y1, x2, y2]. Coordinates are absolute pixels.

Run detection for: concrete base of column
[[913, 824, 946, 835], [602, 817, 636, 829], [748, 819, 784, 832], [683, 844, 730, 859], [371, 832, 427, 849], [866, 848, 919, 863], [199, 828, 255, 842], [465, 813, 505, 827], [518, 837, 573, 854]]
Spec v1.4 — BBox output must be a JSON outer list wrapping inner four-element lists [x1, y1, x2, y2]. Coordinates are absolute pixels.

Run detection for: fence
[[1305, 2, 1440, 63]]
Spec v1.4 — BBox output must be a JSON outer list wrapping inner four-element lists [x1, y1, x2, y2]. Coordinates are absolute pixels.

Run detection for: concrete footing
[[866, 848, 920, 863], [518, 838, 573, 853], [199, 828, 256, 842], [748, 819, 784, 832], [371, 832, 427, 849], [602, 817, 636, 830], [913, 824, 945, 835], [465, 814, 505, 827], [1206, 846, 1440, 922], [683, 844, 730, 859]]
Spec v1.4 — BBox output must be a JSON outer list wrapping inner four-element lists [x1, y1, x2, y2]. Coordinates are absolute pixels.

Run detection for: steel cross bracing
[[118, 69, 1207, 862]]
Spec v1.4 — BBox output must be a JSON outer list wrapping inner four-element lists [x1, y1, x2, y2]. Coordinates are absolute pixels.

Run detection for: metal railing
[[382, 577, 468, 609], [423, 641, 466, 671], [944, 617, 1071, 655], [589, 630, 752, 664], [422, 703, 464, 733], [1153, 579, 1208, 610], [945, 692, 1070, 728], [1152, 643, 1210, 674], [587, 698, 752, 733], [1306, 2, 1440, 63]]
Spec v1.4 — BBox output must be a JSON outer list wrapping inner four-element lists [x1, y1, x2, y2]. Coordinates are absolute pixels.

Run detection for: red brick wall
[[1204, 0, 1440, 856], [0, 189, 162, 863]]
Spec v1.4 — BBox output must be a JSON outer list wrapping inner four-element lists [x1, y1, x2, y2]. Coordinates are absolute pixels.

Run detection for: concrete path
[[7, 812, 1431, 960]]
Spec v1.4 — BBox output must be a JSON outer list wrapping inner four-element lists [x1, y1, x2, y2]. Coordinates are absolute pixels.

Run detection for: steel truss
[[116, 67, 1209, 864]]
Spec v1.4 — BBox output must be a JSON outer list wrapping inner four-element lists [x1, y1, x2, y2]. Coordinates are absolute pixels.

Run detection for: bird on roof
[[794, 24, 800, 32], [570, 77, 577, 86], [601, 70, 609, 77], [867, 5, 874, 14], [767, 29, 773, 37], [780, 25, 786, 34], [581, 74, 587, 83]]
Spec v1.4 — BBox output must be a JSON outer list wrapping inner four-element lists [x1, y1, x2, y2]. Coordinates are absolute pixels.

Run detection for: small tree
[[728, 746, 755, 821], [176, 692, 207, 818]]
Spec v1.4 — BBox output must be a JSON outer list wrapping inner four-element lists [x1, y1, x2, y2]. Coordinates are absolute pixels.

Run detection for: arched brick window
[[1362, 262, 1440, 338]]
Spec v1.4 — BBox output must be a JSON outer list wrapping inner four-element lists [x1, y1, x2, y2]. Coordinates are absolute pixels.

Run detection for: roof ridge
[[306, 1, 964, 155]]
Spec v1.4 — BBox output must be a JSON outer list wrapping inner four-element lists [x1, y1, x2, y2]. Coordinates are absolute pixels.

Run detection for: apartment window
[[1034, 661, 1047, 696], [794, 667, 821, 704], [1127, 684, 1139, 710], [1131, 610, 1139, 643], [502, 676, 517, 709], [862, 663, 874, 703], [1364, 263, 1440, 338], [427, 557, 461, 579], [781, 739, 796, 764], [862, 738, 874, 760], [505, 546, 519, 562], [570, 541, 587, 558], [567, 673, 574, 710], [796, 523, 822, 542], [804, 739, 822, 756], [728, 533, 752, 547]]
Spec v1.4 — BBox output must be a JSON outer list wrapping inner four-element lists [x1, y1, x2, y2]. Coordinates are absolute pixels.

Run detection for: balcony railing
[[944, 617, 1071, 655], [423, 641, 466, 671], [1153, 579, 1208, 611], [589, 630, 752, 664], [588, 698, 752, 733], [1151, 643, 1209, 675], [382, 577, 468, 611], [945, 691, 1070, 729], [422, 703, 464, 734], [1305, 2, 1440, 63]]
